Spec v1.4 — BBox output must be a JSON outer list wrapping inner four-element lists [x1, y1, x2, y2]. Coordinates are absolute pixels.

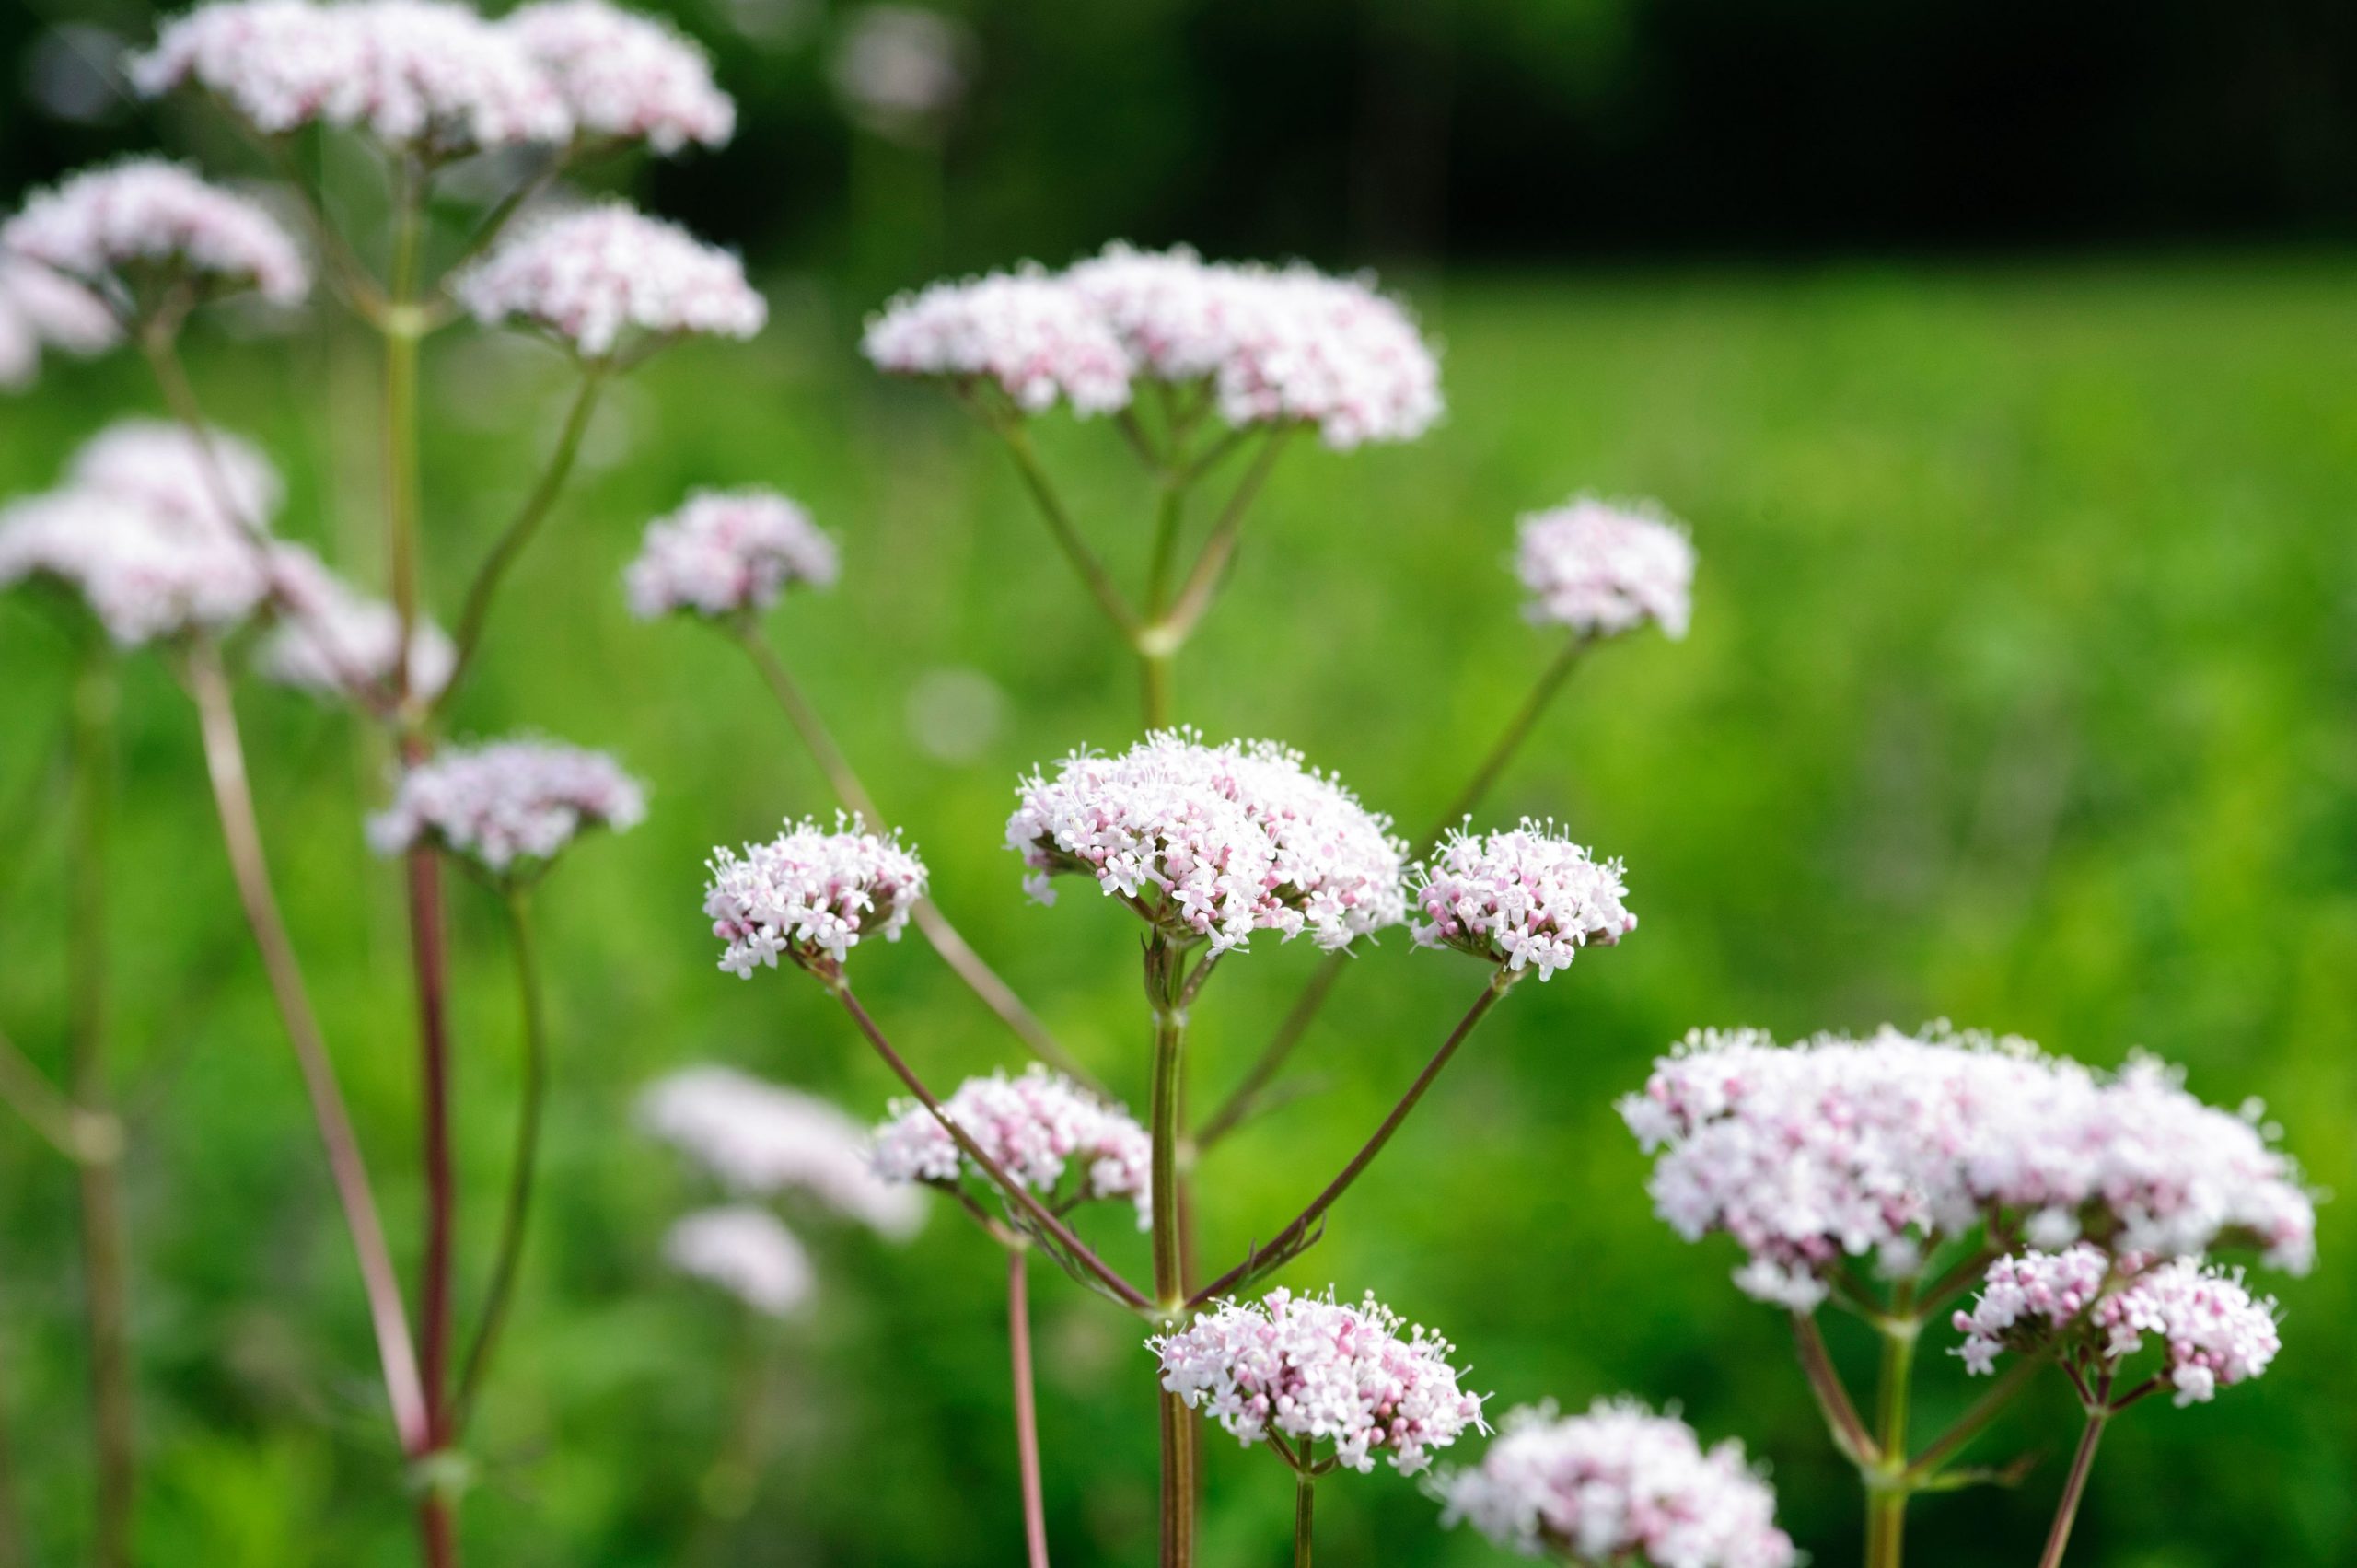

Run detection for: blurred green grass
[[1, 259, 2353, 1566]]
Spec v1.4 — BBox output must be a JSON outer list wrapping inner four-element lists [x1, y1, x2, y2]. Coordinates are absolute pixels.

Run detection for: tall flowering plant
[[0, 9, 2320, 1568]]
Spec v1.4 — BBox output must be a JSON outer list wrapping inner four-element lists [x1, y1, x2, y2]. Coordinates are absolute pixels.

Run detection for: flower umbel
[[872, 1066, 1152, 1229], [1516, 496, 1696, 640], [1435, 1399, 1797, 1568], [662, 1205, 814, 1317], [453, 202, 764, 361], [0, 256, 118, 389], [1153, 1288, 1486, 1475], [1007, 729, 1407, 955], [703, 815, 928, 980], [863, 266, 1134, 416], [368, 737, 646, 877], [502, 0, 734, 155], [2, 158, 308, 314], [260, 551, 456, 703], [639, 1063, 923, 1237], [1411, 819, 1635, 980], [624, 487, 838, 621]]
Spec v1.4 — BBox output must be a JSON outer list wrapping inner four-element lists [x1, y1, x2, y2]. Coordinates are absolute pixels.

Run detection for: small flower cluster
[[1515, 495, 1697, 640], [260, 551, 457, 702], [138, 0, 572, 156], [368, 737, 645, 876], [871, 1067, 1152, 1228], [1411, 820, 1635, 980], [639, 1063, 923, 1237], [1435, 1400, 1797, 1568], [503, 0, 733, 153], [1953, 1248, 2282, 1406], [1153, 1288, 1487, 1475], [0, 422, 281, 646], [453, 203, 764, 360], [868, 244, 1442, 448], [1619, 1025, 2316, 1309], [1, 159, 308, 310], [1007, 730, 1407, 955], [624, 488, 838, 621], [703, 816, 928, 977], [662, 1205, 813, 1317], [0, 257, 116, 390]]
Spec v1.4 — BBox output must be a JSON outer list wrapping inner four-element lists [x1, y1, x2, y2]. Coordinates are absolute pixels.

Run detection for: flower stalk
[[1007, 1247, 1051, 1568]]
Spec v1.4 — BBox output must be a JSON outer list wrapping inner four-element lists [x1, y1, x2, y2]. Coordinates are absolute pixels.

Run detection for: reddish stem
[[1007, 1249, 1051, 1568]]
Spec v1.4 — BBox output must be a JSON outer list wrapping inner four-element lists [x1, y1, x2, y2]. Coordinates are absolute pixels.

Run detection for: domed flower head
[[68, 419, 281, 536], [0, 257, 118, 389], [1954, 1248, 2281, 1407], [259, 551, 455, 704], [624, 488, 837, 621], [2, 160, 308, 318], [639, 1063, 923, 1237], [1435, 1400, 1797, 1568], [863, 267, 1134, 416], [1065, 244, 1443, 448], [1007, 730, 1408, 956], [1516, 496, 1696, 641], [1152, 1287, 1487, 1475], [503, 0, 733, 154], [1619, 1025, 2316, 1311], [138, 0, 572, 156], [1411, 819, 1635, 980], [662, 1205, 813, 1317], [702, 815, 928, 981], [453, 203, 764, 362], [368, 737, 645, 878], [872, 1066, 1151, 1229]]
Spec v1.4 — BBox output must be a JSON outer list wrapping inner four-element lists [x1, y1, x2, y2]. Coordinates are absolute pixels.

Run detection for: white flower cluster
[[1953, 1248, 2282, 1407], [624, 488, 838, 621], [638, 1063, 923, 1237], [137, 0, 572, 155], [1411, 819, 1636, 980], [1435, 1400, 1797, 1568], [1006, 730, 1408, 956], [368, 737, 645, 875], [0, 257, 117, 390], [1515, 495, 1697, 640], [1620, 1025, 2316, 1310], [1152, 1288, 1487, 1475], [453, 203, 764, 360], [870, 1066, 1151, 1228], [504, 0, 733, 154], [703, 816, 928, 978], [866, 243, 1443, 448], [0, 422, 282, 646], [863, 267, 1134, 416], [260, 550, 456, 702], [1, 160, 308, 309], [662, 1205, 813, 1317]]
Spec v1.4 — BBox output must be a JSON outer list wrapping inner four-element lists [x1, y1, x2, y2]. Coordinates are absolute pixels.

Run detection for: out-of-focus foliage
[[0, 261, 2351, 1564]]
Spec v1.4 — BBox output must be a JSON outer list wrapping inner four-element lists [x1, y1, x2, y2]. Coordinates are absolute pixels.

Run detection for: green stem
[[1421, 633, 1587, 845], [0, 1018, 118, 1165], [2035, 1411, 2107, 1568], [1153, 427, 1290, 643], [68, 642, 134, 1568], [1864, 1282, 1920, 1568], [1902, 1351, 2048, 1483], [1146, 936, 1195, 1568], [451, 888, 549, 1434], [1007, 1248, 1051, 1568], [1294, 1471, 1315, 1568], [988, 418, 1140, 639], [383, 174, 427, 713], [438, 368, 608, 709]]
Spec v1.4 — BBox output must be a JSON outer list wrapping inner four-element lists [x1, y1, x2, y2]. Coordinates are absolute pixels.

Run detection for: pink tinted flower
[[1007, 729, 1407, 956], [1411, 819, 1635, 980], [1620, 1026, 2316, 1310], [1516, 495, 1696, 640], [0, 257, 118, 389], [2, 159, 308, 310], [1954, 1249, 2282, 1407], [1066, 244, 1443, 447], [703, 815, 927, 978], [140, 0, 572, 154], [662, 1205, 813, 1316], [624, 487, 837, 621], [871, 1066, 1151, 1228], [1436, 1400, 1797, 1568], [68, 418, 281, 535], [863, 267, 1134, 415], [1152, 1288, 1487, 1475], [639, 1064, 923, 1237], [369, 737, 645, 875], [453, 203, 763, 359], [260, 551, 454, 702], [504, 0, 734, 153], [0, 489, 267, 645]]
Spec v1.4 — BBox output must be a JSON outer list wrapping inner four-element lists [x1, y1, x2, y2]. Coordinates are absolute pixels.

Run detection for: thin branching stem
[[1791, 1312, 1876, 1466], [2036, 1409, 2108, 1568], [1007, 1248, 1051, 1568]]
